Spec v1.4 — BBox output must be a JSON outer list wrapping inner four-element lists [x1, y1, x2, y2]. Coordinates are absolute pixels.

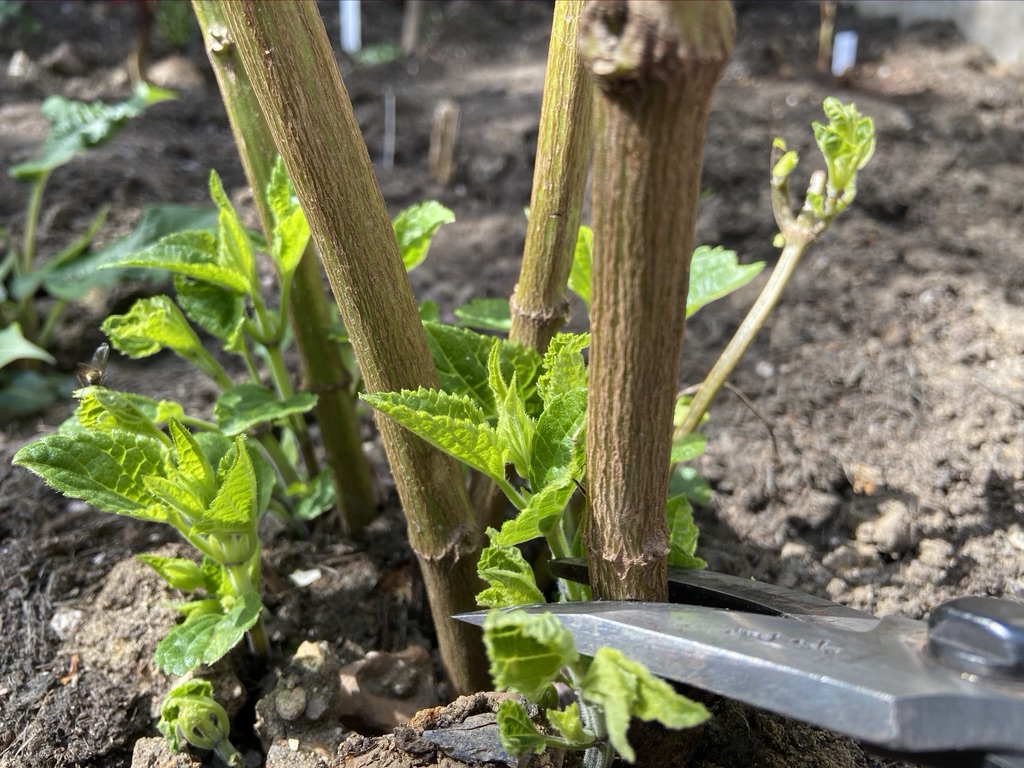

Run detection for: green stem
[[677, 145, 820, 437], [225, 555, 271, 660], [257, 431, 301, 488], [18, 172, 50, 341], [677, 233, 814, 437], [36, 298, 67, 350]]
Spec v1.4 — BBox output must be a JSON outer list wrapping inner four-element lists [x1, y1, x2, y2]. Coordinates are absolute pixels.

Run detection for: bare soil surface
[[2, 2, 1023, 767]]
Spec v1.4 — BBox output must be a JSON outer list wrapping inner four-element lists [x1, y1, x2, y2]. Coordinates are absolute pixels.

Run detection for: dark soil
[[2, 2, 1023, 767]]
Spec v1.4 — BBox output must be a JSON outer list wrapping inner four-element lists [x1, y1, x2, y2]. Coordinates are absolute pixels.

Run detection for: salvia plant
[[12, 158, 455, 760], [365, 97, 875, 764]]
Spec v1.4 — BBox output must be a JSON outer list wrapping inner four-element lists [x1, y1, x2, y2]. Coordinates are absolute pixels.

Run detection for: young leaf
[[567, 224, 592, 310], [423, 322, 543, 418], [392, 201, 455, 271], [476, 536, 545, 608], [13, 429, 168, 519], [168, 419, 216, 494], [102, 295, 226, 384], [495, 698, 552, 757], [482, 609, 577, 702], [666, 494, 706, 570], [75, 387, 169, 444], [813, 97, 876, 200], [174, 274, 244, 344], [0, 322, 56, 367], [546, 702, 593, 746], [267, 157, 310, 278], [197, 436, 258, 532], [208, 170, 258, 294], [537, 333, 589, 406], [9, 82, 176, 180], [529, 388, 586, 492], [154, 590, 262, 675], [102, 294, 203, 359], [580, 648, 710, 763], [489, 343, 534, 478], [158, 678, 241, 766], [686, 246, 764, 318], [453, 297, 512, 332], [137, 554, 207, 592], [213, 383, 318, 436], [362, 387, 505, 483], [100, 230, 250, 294], [492, 479, 575, 547]]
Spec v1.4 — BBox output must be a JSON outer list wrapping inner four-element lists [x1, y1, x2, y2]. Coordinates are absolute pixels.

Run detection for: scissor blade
[[549, 557, 869, 628], [455, 601, 1024, 755]]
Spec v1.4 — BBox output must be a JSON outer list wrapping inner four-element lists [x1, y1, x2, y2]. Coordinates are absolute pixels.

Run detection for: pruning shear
[[456, 557, 1024, 768]]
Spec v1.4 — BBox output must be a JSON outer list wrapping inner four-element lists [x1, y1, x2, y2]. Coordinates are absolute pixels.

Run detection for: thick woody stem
[[220, 0, 487, 694], [580, 0, 734, 601], [508, 0, 593, 354], [192, 0, 377, 537]]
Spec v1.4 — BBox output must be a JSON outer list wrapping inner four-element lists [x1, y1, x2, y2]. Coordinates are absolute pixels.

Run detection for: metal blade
[[456, 601, 1024, 755], [549, 556, 870, 629]]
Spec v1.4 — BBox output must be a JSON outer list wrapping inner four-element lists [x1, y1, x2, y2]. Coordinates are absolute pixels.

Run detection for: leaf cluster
[[14, 388, 268, 676], [484, 610, 709, 761]]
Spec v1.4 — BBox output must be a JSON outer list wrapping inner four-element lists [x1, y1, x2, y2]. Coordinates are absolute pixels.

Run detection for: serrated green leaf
[[197, 436, 257, 531], [154, 590, 262, 675], [454, 297, 512, 332], [483, 609, 577, 702], [208, 170, 257, 293], [666, 494, 706, 570], [75, 387, 168, 443], [537, 333, 589, 406], [137, 554, 206, 592], [9, 82, 175, 180], [489, 343, 534, 478], [13, 429, 168, 519], [101, 294, 204, 359], [547, 702, 592, 746], [174, 274, 244, 343], [267, 157, 309, 278], [529, 388, 586, 491], [99, 230, 250, 294], [392, 201, 455, 271], [476, 537, 545, 608], [581, 648, 710, 763], [669, 431, 706, 465], [495, 699, 551, 757], [0, 322, 55, 367], [423, 322, 497, 415], [423, 322, 544, 419], [687, 246, 764, 317], [493, 480, 574, 547], [213, 383, 318, 437], [567, 224, 592, 310], [168, 419, 216, 491], [143, 473, 207, 522], [363, 387, 505, 482]]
